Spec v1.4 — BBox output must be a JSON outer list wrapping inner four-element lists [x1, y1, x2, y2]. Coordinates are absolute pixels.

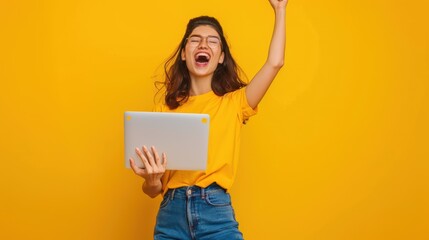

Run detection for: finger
[[135, 147, 151, 170], [129, 158, 144, 175], [162, 153, 167, 169], [143, 145, 157, 169], [151, 146, 162, 168]]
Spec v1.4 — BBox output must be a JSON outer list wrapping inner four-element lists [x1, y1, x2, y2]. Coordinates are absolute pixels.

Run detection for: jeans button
[[187, 189, 192, 196]]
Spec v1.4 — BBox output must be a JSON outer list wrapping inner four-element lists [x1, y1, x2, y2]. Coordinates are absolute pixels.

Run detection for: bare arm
[[246, 0, 288, 109], [142, 179, 162, 198]]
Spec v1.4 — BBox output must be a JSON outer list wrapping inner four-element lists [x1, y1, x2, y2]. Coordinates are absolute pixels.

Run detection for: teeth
[[196, 53, 210, 59]]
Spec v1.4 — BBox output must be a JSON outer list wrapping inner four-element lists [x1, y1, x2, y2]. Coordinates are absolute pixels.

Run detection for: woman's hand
[[269, 0, 288, 10], [129, 145, 167, 198]]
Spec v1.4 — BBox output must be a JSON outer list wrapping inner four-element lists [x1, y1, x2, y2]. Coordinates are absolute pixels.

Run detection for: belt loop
[[201, 186, 206, 199]]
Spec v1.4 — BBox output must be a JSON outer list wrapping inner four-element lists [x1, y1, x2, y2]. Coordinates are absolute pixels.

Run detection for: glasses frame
[[185, 35, 222, 49]]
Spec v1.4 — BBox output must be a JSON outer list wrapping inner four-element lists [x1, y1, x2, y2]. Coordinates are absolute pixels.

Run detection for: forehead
[[190, 25, 220, 37]]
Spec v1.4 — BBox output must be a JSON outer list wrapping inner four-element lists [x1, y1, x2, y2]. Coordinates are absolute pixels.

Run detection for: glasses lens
[[207, 37, 220, 48], [188, 36, 201, 47], [187, 36, 221, 48]]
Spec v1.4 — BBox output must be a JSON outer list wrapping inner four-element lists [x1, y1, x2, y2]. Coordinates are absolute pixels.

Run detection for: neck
[[189, 74, 213, 96]]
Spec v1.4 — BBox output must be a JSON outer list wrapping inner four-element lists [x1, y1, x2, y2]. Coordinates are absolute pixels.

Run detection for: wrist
[[144, 179, 161, 187], [143, 180, 162, 198], [274, 7, 286, 14]]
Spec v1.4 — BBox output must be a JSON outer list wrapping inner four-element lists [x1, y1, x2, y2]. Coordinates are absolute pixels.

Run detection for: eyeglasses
[[186, 35, 221, 49]]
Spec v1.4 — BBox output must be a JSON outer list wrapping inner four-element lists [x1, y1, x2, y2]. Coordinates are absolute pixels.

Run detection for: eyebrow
[[189, 34, 220, 40]]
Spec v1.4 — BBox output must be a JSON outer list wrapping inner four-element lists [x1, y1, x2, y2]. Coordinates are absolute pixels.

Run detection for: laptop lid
[[124, 111, 209, 170]]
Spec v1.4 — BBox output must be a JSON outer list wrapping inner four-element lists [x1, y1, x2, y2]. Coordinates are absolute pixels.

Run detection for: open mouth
[[195, 53, 210, 64]]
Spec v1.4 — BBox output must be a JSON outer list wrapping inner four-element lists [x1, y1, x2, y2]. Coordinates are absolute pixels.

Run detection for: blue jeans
[[154, 183, 244, 240]]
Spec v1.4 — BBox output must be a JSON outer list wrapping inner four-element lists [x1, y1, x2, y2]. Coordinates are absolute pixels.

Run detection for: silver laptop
[[124, 111, 209, 170]]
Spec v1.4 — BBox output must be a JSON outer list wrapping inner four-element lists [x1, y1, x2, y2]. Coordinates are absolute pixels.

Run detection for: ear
[[218, 51, 225, 64], [181, 49, 186, 61]]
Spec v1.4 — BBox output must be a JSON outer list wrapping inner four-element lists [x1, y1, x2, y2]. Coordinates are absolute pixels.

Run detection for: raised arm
[[246, 0, 288, 109]]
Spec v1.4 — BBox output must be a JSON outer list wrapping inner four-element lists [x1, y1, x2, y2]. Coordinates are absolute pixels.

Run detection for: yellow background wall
[[1, 0, 428, 239]]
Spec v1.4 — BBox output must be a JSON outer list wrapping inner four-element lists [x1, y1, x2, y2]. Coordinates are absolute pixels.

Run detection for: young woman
[[130, 0, 288, 239]]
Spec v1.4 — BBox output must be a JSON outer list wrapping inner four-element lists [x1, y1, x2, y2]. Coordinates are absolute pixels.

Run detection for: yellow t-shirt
[[154, 87, 257, 195]]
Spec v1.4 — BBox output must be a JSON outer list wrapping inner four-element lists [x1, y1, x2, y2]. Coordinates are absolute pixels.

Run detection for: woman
[[130, 1, 288, 239]]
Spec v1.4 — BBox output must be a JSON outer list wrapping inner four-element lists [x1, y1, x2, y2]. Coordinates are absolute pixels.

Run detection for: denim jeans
[[154, 183, 244, 240]]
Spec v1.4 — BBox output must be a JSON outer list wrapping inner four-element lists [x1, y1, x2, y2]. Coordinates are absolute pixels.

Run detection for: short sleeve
[[228, 87, 258, 123]]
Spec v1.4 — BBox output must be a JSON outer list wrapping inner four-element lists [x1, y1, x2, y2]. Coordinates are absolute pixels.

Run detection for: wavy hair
[[157, 16, 247, 109]]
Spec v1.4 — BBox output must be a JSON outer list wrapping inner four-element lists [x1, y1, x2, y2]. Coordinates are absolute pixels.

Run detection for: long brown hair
[[158, 16, 247, 109]]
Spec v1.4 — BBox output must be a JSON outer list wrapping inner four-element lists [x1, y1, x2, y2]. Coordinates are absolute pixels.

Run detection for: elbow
[[268, 59, 285, 70], [275, 61, 284, 69]]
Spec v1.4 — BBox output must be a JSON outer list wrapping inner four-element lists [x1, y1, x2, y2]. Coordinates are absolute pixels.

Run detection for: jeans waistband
[[166, 183, 225, 200]]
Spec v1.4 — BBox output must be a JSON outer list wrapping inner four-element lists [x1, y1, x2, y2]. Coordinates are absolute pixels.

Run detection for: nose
[[198, 38, 209, 49]]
